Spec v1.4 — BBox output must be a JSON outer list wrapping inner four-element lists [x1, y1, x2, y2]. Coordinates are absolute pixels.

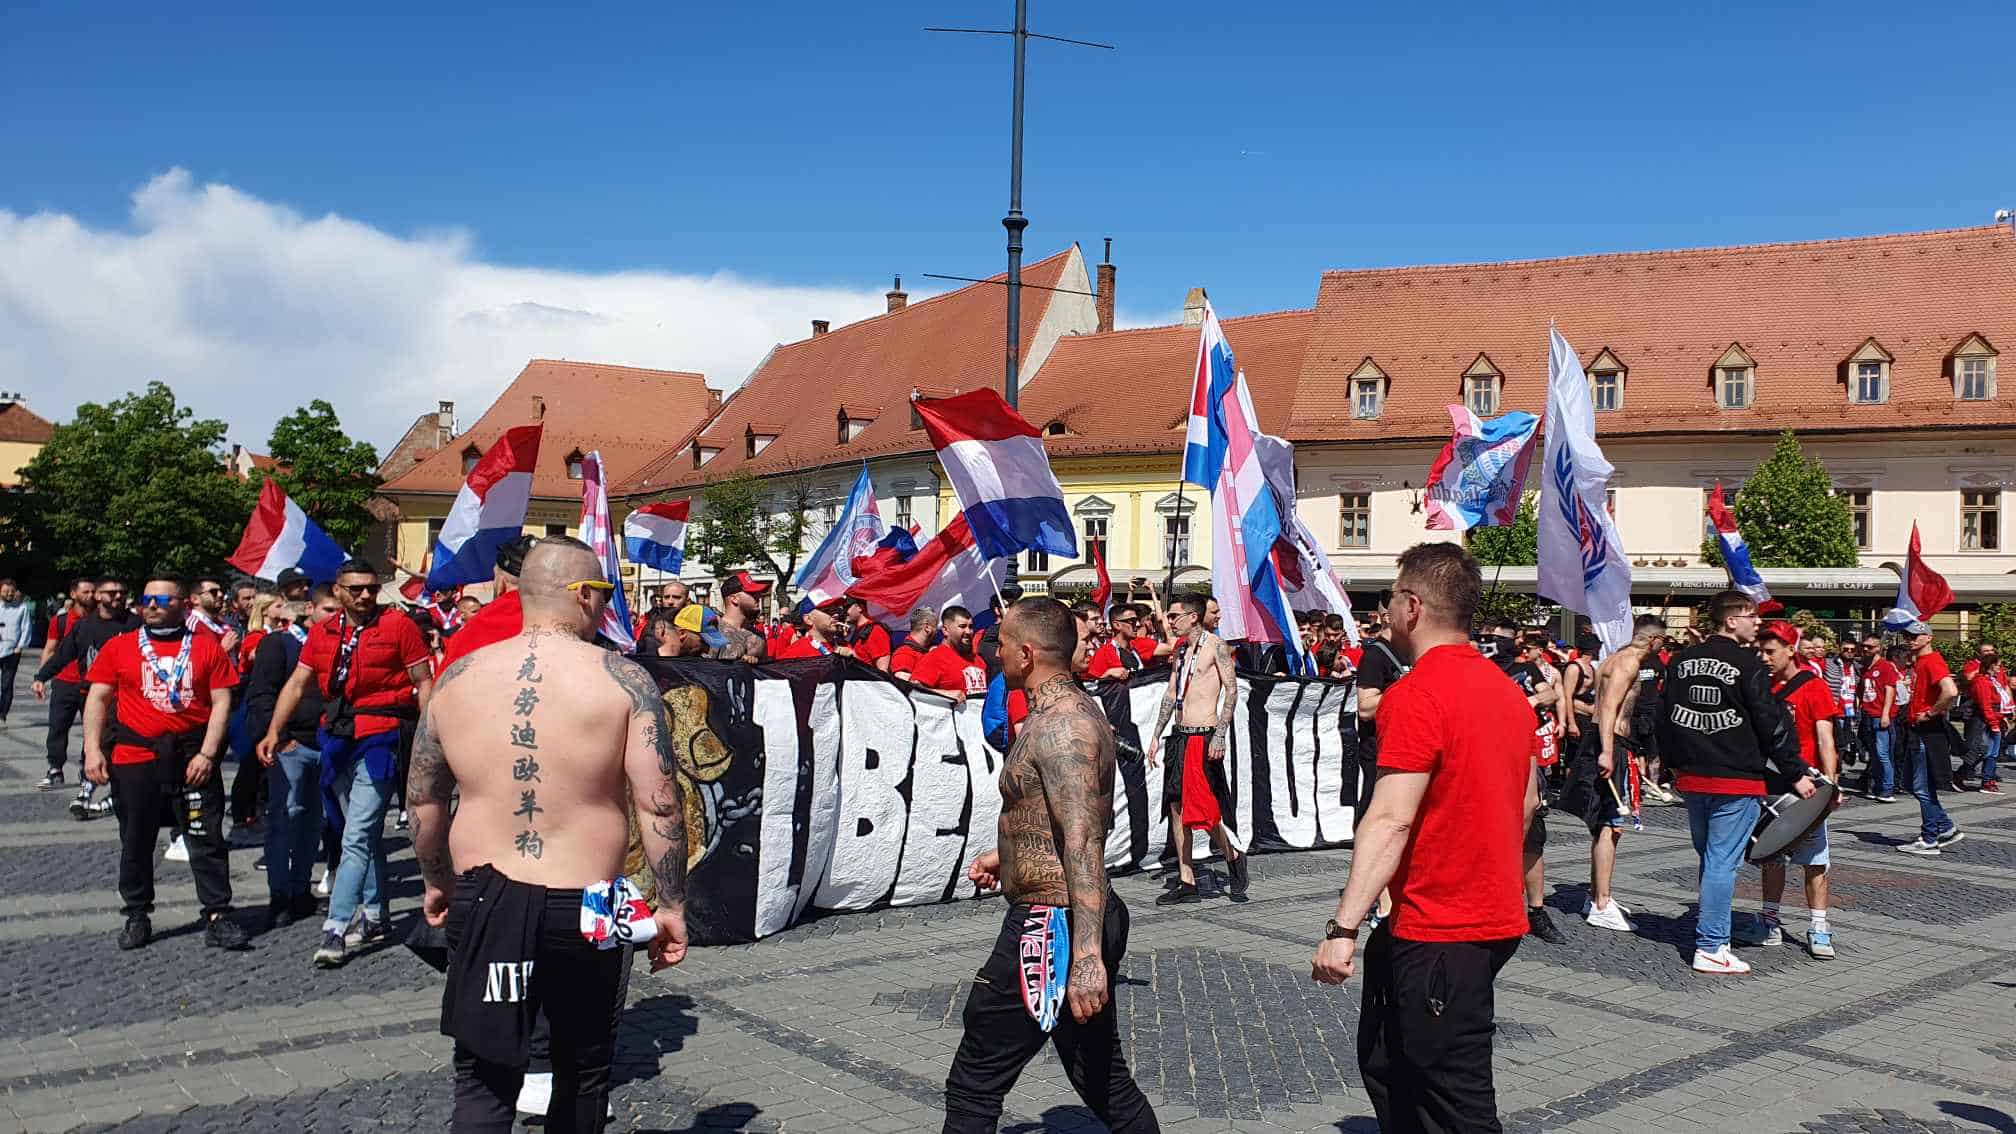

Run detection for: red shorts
[[1162, 732, 1225, 831]]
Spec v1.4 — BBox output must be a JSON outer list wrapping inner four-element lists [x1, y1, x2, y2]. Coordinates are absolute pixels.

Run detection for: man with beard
[[714, 572, 770, 663], [911, 606, 989, 702], [39, 578, 138, 818]]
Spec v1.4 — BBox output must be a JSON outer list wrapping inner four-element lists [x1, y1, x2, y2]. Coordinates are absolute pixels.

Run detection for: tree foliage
[[686, 472, 786, 581], [1701, 431, 1858, 570], [767, 472, 831, 586], [1467, 493, 1539, 567], [265, 400, 381, 551], [0, 382, 253, 592]]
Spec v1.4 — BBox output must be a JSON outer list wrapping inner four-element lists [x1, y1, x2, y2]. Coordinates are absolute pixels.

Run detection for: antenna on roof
[[532, 396, 547, 421], [1997, 208, 2015, 233], [928, 2, 1114, 410]]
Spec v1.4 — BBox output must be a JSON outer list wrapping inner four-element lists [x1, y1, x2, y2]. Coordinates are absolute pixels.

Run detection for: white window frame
[[1959, 355, 1995, 401], [1961, 488, 2001, 552], [1338, 492, 1371, 548], [1851, 360, 1887, 405], [1835, 487, 1872, 550], [1465, 374, 1500, 417], [1591, 370, 1622, 412], [1353, 378, 1383, 420], [1717, 367, 1752, 409]]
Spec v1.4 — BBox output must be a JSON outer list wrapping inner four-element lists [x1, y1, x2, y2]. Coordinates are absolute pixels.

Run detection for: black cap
[[275, 567, 309, 589], [496, 534, 537, 577]]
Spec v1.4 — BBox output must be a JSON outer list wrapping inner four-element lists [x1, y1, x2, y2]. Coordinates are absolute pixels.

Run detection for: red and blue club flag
[[1883, 522, 1954, 631], [793, 464, 886, 607], [577, 451, 636, 650], [1424, 405, 1540, 531]]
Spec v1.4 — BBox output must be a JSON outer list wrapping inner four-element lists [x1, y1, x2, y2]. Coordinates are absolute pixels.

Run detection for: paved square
[[7, 676, 2016, 1133]]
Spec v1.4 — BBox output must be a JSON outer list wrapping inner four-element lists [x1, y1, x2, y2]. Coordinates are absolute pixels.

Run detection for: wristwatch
[[1324, 918, 1359, 941]]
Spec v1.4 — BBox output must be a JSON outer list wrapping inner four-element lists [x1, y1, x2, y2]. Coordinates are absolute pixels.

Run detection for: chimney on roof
[[435, 400, 455, 445], [886, 275, 908, 313], [1183, 286, 1209, 328], [1095, 238, 1116, 334], [706, 388, 723, 411], [812, 319, 830, 336]]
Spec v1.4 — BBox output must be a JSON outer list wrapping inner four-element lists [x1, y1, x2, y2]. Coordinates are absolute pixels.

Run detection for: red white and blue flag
[[794, 465, 887, 606], [1883, 522, 1954, 631], [229, 479, 348, 584], [578, 451, 636, 650], [913, 390, 1075, 561], [1182, 304, 1239, 490], [623, 500, 691, 574], [1705, 482, 1778, 613], [847, 514, 1010, 627], [1537, 328, 1633, 655], [1424, 406, 1540, 531], [427, 424, 542, 590]]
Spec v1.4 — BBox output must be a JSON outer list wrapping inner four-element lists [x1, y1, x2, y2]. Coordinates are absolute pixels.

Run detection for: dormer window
[[1462, 354, 1502, 417], [836, 405, 877, 444], [744, 426, 777, 460], [1348, 358, 1387, 420], [1713, 344, 1756, 410], [693, 443, 721, 470], [1843, 338, 1892, 405], [461, 445, 481, 475], [565, 449, 585, 480], [1586, 348, 1627, 413], [1949, 334, 1999, 401], [1044, 420, 1068, 437]]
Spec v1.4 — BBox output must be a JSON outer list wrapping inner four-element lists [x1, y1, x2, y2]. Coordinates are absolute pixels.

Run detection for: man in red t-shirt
[[1856, 633, 1901, 801], [1898, 623, 1962, 854], [1753, 626, 1841, 959], [1312, 543, 1535, 1131], [1083, 604, 1162, 681], [908, 606, 989, 702], [83, 575, 245, 952], [890, 609, 937, 681], [775, 600, 843, 660], [838, 597, 892, 672], [259, 559, 434, 966], [34, 577, 96, 788]]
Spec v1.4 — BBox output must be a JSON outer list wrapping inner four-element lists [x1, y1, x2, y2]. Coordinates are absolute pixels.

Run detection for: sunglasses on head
[[136, 594, 177, 609], [565, 579, 616, 594]]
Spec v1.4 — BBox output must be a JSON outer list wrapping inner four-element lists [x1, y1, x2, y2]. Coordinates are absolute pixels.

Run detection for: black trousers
[[44, 679, 84, 772], [941, 896, 1158, 1134], [446, 884, 625, 1134], [1358, 927, 1519, 1134], [0, 653, 19, 721], [228, 746, 265, 826], [110, 752, 233, 917]]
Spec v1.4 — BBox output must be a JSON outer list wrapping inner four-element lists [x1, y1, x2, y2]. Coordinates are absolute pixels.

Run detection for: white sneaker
[[1691, 946, 1751, 975], [1896, 838, 1942, 856], [314, 872, 332, 898], [1586, 899, 1634, 932], [516, 1071, 552, 1117], [164, 836, 189, 863]]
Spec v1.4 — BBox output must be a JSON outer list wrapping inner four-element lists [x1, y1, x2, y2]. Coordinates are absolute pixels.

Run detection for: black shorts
[[1162, 731, 1231, 811], [1522, 765, 1547, 857]]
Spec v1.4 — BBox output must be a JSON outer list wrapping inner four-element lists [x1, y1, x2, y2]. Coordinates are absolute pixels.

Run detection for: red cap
[[1761, 619, 1801, 648], [722, 571, 771, 597]]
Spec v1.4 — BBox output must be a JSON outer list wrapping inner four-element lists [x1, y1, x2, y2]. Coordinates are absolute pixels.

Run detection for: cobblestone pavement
[[6, 675, 2016, 1133]]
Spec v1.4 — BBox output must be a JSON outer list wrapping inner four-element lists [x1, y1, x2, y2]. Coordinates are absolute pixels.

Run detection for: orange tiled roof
[[615, 249, 1078, 496], [381, 360, 716, 498], [1018, 308, 1314, 458], [0, 402, 55, 445], [1289, 224, 2016, 441]]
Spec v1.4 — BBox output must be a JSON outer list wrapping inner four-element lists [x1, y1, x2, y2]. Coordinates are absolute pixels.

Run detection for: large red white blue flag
[[578, 451, 636, 650], [913, 390, 1075, 561], [847, 514, 1010, 626], [1705, 482, 1776, 611], [1182, 304, 1239, 490], [428, 424, 542, 589], [623, 500, 691, 574], [1424, 405, 1540, 531], [229, 479, 348, 584]]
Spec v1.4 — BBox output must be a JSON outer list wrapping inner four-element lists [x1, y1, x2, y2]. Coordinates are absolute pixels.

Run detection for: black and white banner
[[635, 656, 1358, 944]]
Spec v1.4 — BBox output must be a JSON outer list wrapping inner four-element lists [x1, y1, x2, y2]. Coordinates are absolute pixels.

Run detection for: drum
[[1747, 774, 1837, 863]]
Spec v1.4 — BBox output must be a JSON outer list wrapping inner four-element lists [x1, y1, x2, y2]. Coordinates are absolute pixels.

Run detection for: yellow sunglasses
[[564, 579, 616, 593]]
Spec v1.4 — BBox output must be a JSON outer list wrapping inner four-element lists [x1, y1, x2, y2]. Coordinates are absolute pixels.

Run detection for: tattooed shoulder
[[601, 652, 665, 718], [432, 653, 478, 693]]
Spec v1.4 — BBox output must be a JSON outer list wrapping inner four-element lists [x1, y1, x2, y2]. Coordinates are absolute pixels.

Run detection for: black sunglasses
[[339, 581, 382, 595]]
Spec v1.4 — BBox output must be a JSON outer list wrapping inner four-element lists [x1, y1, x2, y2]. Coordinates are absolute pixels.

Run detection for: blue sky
[[4, 1, 2013, 445]]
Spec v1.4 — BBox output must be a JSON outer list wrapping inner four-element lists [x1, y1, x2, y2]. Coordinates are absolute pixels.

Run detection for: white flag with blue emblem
[[1537, 326, 1634, 656]]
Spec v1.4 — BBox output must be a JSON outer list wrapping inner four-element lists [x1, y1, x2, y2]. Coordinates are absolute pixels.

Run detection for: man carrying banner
[[942, 597, 1157, 1134], [1146, 594, 1250, 905]]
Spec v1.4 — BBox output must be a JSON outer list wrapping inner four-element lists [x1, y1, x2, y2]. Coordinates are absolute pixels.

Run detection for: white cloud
[[0, 169, 888, 453]]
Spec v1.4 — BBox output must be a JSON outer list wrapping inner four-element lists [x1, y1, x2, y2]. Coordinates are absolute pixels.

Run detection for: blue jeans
[[1859, 717, 1895, 797], [1984, 728, 2002, 785], [324, 754, 391, 933], [1686, 793, 1761, 954], [1903, 727, 1956, 843], [264, 743, 324, 901]]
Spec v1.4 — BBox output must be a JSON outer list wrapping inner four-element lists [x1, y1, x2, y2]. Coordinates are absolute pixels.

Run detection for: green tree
[[767, 472, 830, 586], [1701, 431, 1858, 569], [1467, 492, 1539, 567], [686, 472, 786, 580], [1972, 603, 2016, 655], [0, 382, 253, 591], [266, 400, 382, 551]]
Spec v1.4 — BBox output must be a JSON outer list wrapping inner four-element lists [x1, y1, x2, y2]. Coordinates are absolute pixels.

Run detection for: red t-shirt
[[1372, 642, 1532, 943], [300, 609, 432, 738], [1860, 659, 1900, 717], [48, 611, 84, 683], [440, 590, 523, 669], [1772, 674, 1836, 770], [910, 644, 988, 696], [890, 641, 927, 677], [86, 630, 239, 765], [1342, 645, 1365, 668], [849, 623, 892, 666], [1909, 651, 1952, 723], [777, 635, 833, 660], [238, 629, 267, 674]]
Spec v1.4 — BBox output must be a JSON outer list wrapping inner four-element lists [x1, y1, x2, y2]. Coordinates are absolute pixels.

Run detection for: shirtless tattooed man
[[941, 597, 1159, 1134], [1581, 614, 1669, 933], [410, 537, 690, 1133], [1146, 594, 1250, 905]]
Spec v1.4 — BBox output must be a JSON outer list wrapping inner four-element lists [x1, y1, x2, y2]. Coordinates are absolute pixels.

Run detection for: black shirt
[[1354, 637, 1407, 754]]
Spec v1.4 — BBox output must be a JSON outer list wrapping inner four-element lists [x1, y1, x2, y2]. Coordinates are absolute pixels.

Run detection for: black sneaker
[[263, 896, 294, 931], [68, 789, 91, 820], [290, 893, 321, 920], [1227, 852, 1250, 897], [38, 769, 65, 791], [117, 915, 151, 951], [1156, 883, 1201, 906], [1526, 907, 1566, 945], [205, 913, 250, 950]]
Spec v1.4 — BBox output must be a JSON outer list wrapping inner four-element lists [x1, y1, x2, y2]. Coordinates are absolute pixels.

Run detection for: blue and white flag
[[1537, 327, 1634, 655], [1424, 406, 1540, 531], [793, 464, 886, 606]]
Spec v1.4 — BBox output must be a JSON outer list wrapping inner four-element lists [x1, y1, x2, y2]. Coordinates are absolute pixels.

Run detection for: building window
[[1836, 488, 1871, 549], [1962, 489, 2001, 551], [544, 523, 568, 538], [1163, 515, 1191, 567], [1338, 492, 1370, 548], [1082, 517, 1108, 558], [1026, 548, 1050, 574], [1852, 361, 1886, 404], [1353, 379, 1383, 420], [894, 495, 913, 531], [910, 404, 925, 430], [1717, 367, 1752, 409], [1591, 371, 1622, 412], [427, 518, 445, 545], [1044, 421, 1068, 437], [565, 451, 585, 480], [1465, 375, 1500, 417], [1960, 356, 1994, 401], [461, 447, 480, 475]]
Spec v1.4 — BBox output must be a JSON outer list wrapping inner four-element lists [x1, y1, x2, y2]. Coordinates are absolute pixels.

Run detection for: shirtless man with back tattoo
[[941, 597, 1159, 1134], [409, 537, 689, 1133]]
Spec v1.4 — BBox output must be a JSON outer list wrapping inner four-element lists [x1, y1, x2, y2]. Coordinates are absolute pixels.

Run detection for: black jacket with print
[[1655, 634, 1805, 793]]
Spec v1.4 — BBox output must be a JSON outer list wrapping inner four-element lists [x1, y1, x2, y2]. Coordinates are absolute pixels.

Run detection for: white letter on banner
[[1262, 679, 1318, 849], [791, 682, 843, 925], [753, 676, 810, 939], [1310, 683, 1353, 842], [897, 686, 972, 906], [1129, 683, 1169, 855], [815, 681, 913, 910], [1225, 678, 1256, 855], [950, 698, 1002, 900]]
